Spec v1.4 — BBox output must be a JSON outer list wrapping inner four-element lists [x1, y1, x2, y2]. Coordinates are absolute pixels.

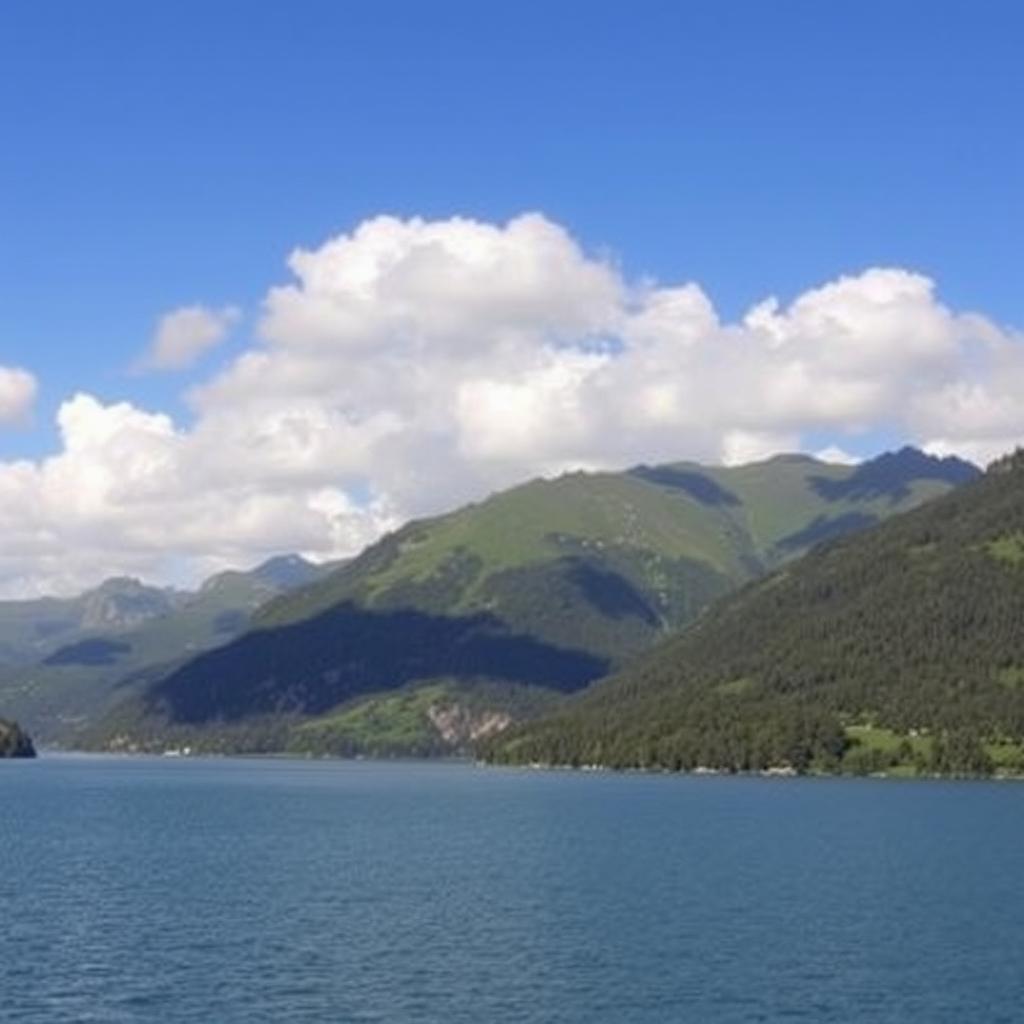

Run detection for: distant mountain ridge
[[0, 577, 184, 668], [80, 447, 980, 755], [0, 555, 331, 741]]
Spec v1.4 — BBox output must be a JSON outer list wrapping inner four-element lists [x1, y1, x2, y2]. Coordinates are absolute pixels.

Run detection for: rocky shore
[[0, 718, 36, 758]]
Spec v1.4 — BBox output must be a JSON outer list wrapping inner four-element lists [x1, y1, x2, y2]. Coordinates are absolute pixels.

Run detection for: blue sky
[[3, 1, 1021, 447], [1, 0, 1022, 592]]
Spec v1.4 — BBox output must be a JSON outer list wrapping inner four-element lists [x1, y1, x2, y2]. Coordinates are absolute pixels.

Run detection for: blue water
[[2, 757, 1023, 1023]]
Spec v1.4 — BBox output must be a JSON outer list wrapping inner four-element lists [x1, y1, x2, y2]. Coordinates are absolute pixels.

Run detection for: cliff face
[[0, 719, 36, 758]]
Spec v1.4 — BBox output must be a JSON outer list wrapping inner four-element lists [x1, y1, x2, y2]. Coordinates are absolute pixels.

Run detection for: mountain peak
[[867, 445, 978, 477], [251, 554, 322, 589], [810, 446, 980, 503], [763, 453, 819, 464], [80, 577, 177, 630], [90, 576, 148, 595]]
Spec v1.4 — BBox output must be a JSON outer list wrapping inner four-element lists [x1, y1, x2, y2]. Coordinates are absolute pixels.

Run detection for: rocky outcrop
[[427, 702, 512, 747], [0, 718, 36, 758], [79, 577, 180, 630]]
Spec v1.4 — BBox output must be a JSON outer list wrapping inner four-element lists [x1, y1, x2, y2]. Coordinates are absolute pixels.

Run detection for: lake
[[2, 756, 1022, 1023]]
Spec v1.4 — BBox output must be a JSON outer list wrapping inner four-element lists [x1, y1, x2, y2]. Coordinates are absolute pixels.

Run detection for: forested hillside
[[487, 451, 1024, 777], [84, 448, 976, 753]]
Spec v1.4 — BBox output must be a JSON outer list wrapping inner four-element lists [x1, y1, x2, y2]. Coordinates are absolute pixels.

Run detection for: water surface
[[2, 756, 1022, 1022]]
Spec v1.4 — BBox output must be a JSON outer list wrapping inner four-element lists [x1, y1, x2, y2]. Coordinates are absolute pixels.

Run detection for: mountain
[[0, 555, 330, 742], [0, 718, 35, 758], [248, 554, 331, 590], [486, 450, 1024, 777], [83, 447, 978, 754], [0, 578, 186, 668]]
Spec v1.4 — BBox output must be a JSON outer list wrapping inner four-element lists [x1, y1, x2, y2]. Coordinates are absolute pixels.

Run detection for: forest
[[486, 452, 1024, 777]]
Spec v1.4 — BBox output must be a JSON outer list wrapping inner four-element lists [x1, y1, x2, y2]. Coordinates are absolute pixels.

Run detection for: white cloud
[[0, 212, 1022, 596], [814, 445, 861, 466], [721, 430, 801, 467], [141, 304, 240, 371], [0, 366, 37, 424], [0, 392, 398, 597], [260, 213, 621, 354]]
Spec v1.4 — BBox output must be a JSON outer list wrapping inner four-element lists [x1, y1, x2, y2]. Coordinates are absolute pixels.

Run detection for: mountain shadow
[[476, 552, 730, 662], [144, 603, 610, 724], [775, 512, 879, 553], [212, 609, 250, 635], [810, 447, 979, 503], [44, 638, 132, 666], [629, 465, 742, 506], [563, 559, 660, 625]]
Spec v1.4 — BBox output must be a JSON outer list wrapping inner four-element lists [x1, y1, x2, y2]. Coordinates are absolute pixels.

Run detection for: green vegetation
[[0, 577, 184, 668], [0, 556, 330, 744], [261, 448, 975, 646], [987, 532, 1024, 565], [0, 446, 973, 756], [288, 680, 560, 758], [83, 447, 974, 754], [995, 666, 1024, 690], [840, 725, 931, 776], [0, 718, 36, 758], [486, 451, 1024, 778], [83, 678, 561, 759], [290, 685, 455, 757]]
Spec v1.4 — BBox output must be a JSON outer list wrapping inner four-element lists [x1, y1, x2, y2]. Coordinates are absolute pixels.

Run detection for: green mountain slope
[[86, 448, 977, 753], [256, 447, 975, 660], [0, 555, 330, 742], [488, 451, 1024, 777]]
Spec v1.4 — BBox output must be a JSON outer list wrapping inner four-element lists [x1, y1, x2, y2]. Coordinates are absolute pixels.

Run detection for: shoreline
[[25, 745, 1024, 782]]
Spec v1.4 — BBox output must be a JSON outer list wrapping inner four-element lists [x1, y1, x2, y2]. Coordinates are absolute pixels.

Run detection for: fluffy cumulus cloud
[[1, 212, 1023, 596], [0, 366, 37, 424], [141, 304, 240, 371]]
